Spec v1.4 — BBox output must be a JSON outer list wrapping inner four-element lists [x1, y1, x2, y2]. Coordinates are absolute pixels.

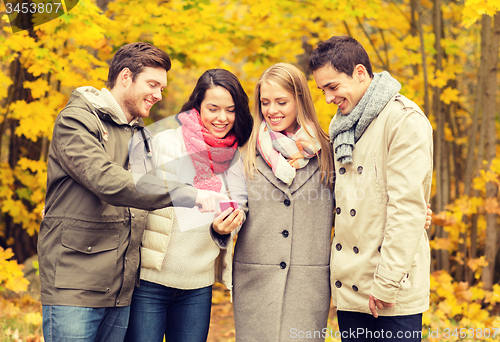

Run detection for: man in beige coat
[[309, 36, 433, 341]]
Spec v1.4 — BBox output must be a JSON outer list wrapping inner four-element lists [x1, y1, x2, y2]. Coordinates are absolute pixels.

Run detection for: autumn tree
[[0, 1, 112, 263]]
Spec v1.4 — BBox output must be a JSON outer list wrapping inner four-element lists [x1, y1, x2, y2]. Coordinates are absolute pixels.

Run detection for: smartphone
[[220, 200, 239, 212]]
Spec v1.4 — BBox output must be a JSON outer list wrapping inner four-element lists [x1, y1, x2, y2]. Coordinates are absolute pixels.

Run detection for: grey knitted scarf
[[329, 71, 401, 164]]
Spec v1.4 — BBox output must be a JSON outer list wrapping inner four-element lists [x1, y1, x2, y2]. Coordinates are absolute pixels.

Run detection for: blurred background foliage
[[1, 0, 500, 340]]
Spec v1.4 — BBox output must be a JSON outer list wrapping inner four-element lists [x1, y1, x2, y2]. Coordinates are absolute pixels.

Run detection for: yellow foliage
[[471, 283, 486, 300], [430, 237, 453, 251], [432, 211, 456, 226], [211, 288, 230, 305], [467, 256, 489, 272], [1, 300, 21, 318], [23, 79, 52, 99], [24, 312, 43, 326], [440, 87, 460, 105], [0, 69, 13, 101], [462, 0, 500, 28], [484, 197, 500, 214], [454, 281, 473, 303], [0, 247, 29, 293], [429, 70, 450, 88], [485, 284, 500, 304], [444, 124, 454, 142], [490, 156, 500, 174], [427, 270, 500, 338]]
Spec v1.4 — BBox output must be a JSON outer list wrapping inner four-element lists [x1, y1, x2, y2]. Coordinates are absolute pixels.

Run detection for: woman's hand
[[425, 205, 432, 230], [212, 208, 244, 235]]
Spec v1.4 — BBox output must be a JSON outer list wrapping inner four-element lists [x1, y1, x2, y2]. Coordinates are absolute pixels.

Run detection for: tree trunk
[[432, 0, 450, 272], [410, 0, 419, 76], [1, 52, 41, 263], [416, 0, 430, 115], [463, 15, 489, 284], [481, 13, 500, 290]]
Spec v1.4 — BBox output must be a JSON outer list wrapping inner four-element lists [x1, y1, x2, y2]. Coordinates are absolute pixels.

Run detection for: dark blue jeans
[[124, 280, 212, 342], [337, 311, 423, 342], [42, 305, 130, 342]]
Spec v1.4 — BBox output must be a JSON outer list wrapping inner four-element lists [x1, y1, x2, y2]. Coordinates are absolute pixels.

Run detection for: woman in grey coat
[[233, 63, 335, 342]]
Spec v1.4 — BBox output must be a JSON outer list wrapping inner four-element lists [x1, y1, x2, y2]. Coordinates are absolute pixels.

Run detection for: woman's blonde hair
[[242, 63, 334, 189]]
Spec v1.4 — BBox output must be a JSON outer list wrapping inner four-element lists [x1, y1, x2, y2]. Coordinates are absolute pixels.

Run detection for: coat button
[[339, 167, 346, 175], [116, 300, 120, 305], [106, 288, 110, 292], [378, 246, 381, 253], [353, 246, 359, 254], [87, 246, 92, 252], [350, 209, 356, 216], [357, 166, 363, 174], [336, 207, 341, 215], [131, 213, 135, 218], [280, 262, 287, 269], [284, 199, 291, 206], [335, 281, 342, 288], [336, 243, 342, 251], [282, 230, 289, 238], [124, 127, 130, 132], [352, 285, 358, 292]]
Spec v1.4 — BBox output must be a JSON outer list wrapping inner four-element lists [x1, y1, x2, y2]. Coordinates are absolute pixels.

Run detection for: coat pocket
[[55, 227, 119, 292]]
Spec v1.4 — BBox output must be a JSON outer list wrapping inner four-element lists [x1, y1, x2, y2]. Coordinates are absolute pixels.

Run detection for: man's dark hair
[[308, 36, 374, 78], [106, 42, 171, 89], [180, 69, 254, 146]]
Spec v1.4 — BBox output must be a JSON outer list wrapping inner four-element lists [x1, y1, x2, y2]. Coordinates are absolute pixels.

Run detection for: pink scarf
[[178, 109, 238, 191], [257, 121, 321, 185]]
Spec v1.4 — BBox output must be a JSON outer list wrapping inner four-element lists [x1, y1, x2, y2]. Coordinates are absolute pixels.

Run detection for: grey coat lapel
[[255, 154, 320, 195], [255, 155, 291, 196], [289, 157, 319, 194]]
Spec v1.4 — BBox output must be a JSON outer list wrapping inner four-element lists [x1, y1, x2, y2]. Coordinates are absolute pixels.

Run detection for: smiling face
[[260, 82, 298, 134], [313, 64, 370, 115], [199, 86, 236, 138], [122, 66, 167, 121]]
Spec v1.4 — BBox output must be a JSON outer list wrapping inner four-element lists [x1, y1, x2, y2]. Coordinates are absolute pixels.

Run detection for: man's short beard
[[123, 94, 142, 119]]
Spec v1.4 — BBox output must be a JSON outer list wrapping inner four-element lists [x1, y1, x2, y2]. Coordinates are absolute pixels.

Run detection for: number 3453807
[[443, 328, 499, 339], [5, 2, 63, 14]]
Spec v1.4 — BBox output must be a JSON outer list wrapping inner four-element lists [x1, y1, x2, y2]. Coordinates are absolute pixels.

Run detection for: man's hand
[[195, 190, 228, 213], [213, 208, 244, 235], [369, 294, 394, 318]]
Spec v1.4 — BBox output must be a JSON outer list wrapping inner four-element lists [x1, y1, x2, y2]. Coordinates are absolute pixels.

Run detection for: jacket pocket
[[55, 227, 119, 292]]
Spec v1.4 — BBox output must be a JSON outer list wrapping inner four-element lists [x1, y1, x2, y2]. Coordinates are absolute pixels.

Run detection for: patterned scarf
[[257, 121, 321, 185], [178, 109, 238, 191], [329, 71, 401, 164]]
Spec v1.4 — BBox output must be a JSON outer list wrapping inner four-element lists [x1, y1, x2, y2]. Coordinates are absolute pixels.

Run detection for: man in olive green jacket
[[39, 42, 224, 342]]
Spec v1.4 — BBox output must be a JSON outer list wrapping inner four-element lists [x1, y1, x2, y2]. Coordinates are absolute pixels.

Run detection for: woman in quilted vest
[[124, 69, 253, 342]]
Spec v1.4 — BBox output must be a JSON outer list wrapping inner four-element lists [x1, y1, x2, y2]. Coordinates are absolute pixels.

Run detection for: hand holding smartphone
[[213, 200, 243, 235], [220, 200, 239, 211]]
